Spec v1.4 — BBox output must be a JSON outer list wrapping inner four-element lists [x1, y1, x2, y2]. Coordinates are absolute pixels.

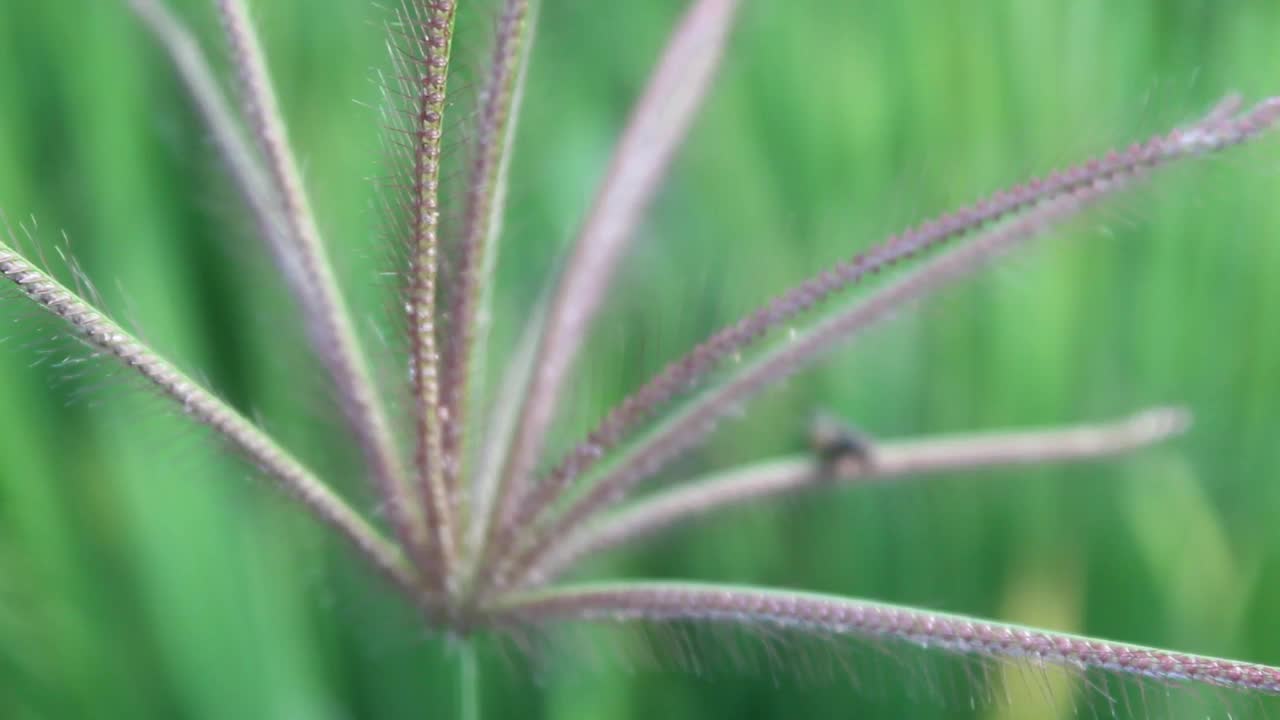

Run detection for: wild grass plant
[[3, 1, 1280, 717]]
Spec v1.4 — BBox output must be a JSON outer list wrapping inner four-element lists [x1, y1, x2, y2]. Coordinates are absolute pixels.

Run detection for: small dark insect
[[809, 412, 877, 474]]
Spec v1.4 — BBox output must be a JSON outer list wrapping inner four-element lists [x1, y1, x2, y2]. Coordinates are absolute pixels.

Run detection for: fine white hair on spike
[[0, 225, 416, 594], [498, 582, 1280, 696]]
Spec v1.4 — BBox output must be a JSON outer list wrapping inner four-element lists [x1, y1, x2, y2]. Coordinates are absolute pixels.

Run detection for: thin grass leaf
[[528, 407, 1190, 585], [496, 581, 1280, 694], [212, 0, 427, 572], [0, 233, 415, 593], [491, 94, 1280, 592], [484, 0, 741, 591]]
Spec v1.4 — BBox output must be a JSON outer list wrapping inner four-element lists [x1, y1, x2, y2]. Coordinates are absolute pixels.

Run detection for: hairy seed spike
[[0, 231, 416, 594], [127, 0, 294, 282], [480, 0, 742, 593], [440, 0, 534, 537], [497, 95, 1280, 592], [496, 582, 1280, 695], [398, 0, 460, 591], [213, 0, 428, 577], [525, 92, 1275, 540]]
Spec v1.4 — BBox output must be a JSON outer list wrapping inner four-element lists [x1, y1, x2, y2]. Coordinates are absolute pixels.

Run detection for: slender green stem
[[459, 638, 480, 720]]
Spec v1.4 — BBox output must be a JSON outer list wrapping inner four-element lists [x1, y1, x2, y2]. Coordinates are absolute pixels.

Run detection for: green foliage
[[1, 0, 1278, 717]]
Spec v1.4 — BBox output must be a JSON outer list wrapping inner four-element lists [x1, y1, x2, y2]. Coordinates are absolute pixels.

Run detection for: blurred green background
[[3, 0, 1280, 717]]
